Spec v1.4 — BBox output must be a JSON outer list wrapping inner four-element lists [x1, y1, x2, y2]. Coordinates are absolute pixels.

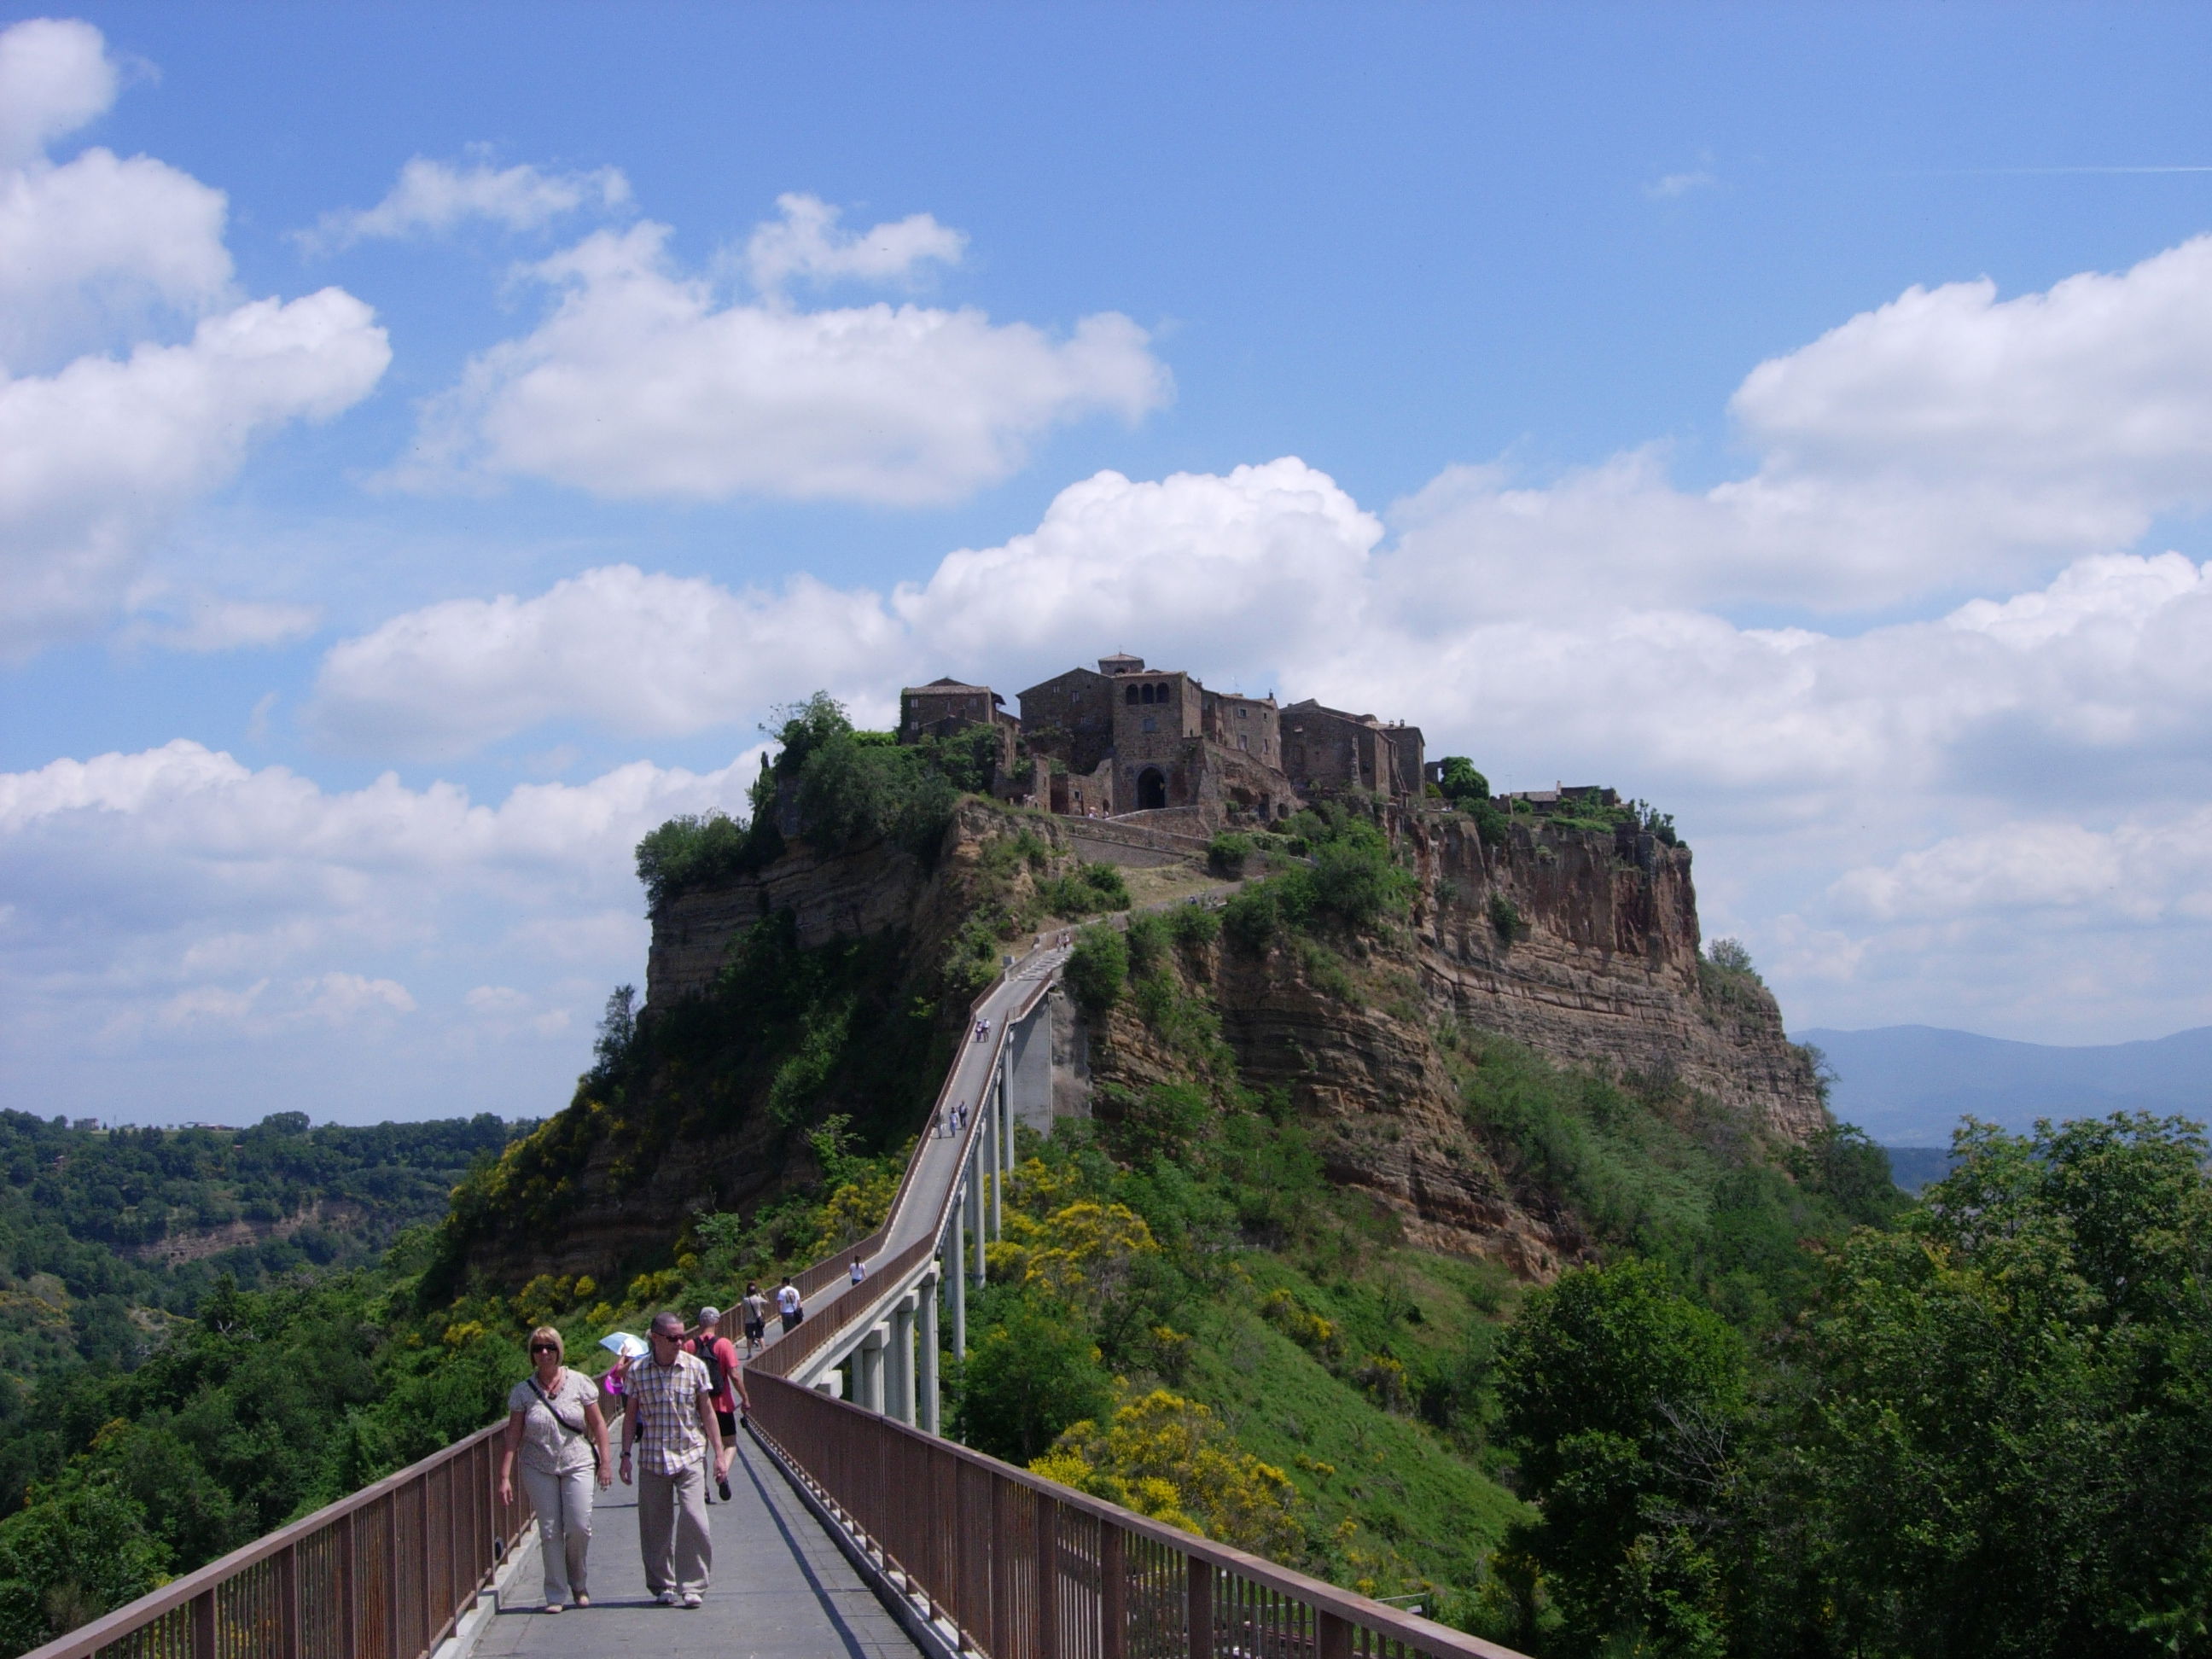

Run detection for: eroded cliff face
[[451, 801, 1082, 1289], [1077, 810, 1825, 1282], [460, 798, 1822, 1290], [1413, 813, 1826, 1144]]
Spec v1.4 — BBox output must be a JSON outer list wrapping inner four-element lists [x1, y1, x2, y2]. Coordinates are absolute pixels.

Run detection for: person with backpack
[[686, 1307, 748, 1503], [740, 1283, 769, 1354], [776, 1276, 803, 1332], [498, 1325, 613, 1614]]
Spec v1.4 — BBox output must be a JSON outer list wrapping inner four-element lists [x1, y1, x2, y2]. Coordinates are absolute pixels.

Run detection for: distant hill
[[0, 1110, 525, 1378], [1800, 1024, 2212, 1146]]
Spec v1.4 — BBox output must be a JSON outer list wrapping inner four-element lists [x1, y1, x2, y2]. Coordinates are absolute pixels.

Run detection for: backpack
[[691, 1336, 726, 1399]]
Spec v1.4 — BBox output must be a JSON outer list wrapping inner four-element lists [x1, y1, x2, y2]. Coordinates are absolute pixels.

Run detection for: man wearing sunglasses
[[619, 1311, 731, 1608]]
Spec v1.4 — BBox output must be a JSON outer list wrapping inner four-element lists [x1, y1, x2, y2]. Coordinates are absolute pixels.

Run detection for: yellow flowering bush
[[1030, 1389, 1304, 1557], [1023, 1202, 1160, 1304]]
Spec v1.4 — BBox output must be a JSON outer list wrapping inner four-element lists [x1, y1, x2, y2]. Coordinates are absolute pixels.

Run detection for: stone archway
[[1136, 767, 1168, 810]]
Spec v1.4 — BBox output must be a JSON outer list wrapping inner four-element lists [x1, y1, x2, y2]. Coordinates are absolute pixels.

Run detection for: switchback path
[[469, 1434, 917, 1659]]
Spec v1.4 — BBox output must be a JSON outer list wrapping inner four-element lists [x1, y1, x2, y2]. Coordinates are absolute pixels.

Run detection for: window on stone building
[[1126, 685, 1140, 705], [1142, 716, 1156, 733]]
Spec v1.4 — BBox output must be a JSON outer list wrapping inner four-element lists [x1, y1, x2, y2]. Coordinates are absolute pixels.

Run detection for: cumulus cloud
[[0, 18, 389, 659], [1, 289, 391, 659], [301, 155, 632, 250], [0, 22, 389, 663], [743, 191, 967, 291], [0, 739, 760, 1115], [0, 18, 113, 168], [396, 218, 1168, 504], [311, 459, 1372, 754]]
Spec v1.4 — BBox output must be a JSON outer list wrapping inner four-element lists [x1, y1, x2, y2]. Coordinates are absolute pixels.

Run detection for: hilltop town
[[899, 654, 1428, 828]]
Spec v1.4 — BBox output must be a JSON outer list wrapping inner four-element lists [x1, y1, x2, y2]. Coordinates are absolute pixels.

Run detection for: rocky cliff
[[449, 797, 1823, 1289], [1075, 808, 1825, 1281]]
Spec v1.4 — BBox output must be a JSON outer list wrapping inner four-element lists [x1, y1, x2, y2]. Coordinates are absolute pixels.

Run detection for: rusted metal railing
[[747, 1370, 1527, 1659], [21, 1421, 531, 1659]]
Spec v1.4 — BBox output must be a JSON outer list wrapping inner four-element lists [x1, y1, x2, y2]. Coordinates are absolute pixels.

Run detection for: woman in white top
[[498, 1324, 614, 1613]]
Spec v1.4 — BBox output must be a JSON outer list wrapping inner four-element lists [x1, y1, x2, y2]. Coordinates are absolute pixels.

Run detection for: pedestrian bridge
[[27, 938, 1525, 1659]]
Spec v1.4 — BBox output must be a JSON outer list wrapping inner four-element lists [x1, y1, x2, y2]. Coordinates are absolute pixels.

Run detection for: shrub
[[1066, 926, 1129, 1015], [1044, 862, 1131, 917], [1221, 883, 1283, 952], [1704, 937, 1757, 979], [1488, 894, 1528, 943], [1125, 911, 1170, 975], [1310, 829, 1412, 926], [635, 812, 765, 908], [1100, 1083, 1212, 1167], [957, 1295, 1112, 1464], [1206, 832, 1253, 878], [1167, 905, 1220, 952]]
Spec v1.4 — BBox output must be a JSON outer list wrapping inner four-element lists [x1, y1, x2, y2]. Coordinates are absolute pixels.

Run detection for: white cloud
[[0, 289, 391, 659], [0, 739, 758, 1116], [1646, 169, 1714, 200], [397, 219, 1168, 505], [743, 192, 967, 291], [311, 459, 1371, 754], [0, 19, 389, 659], [119, 593, 322, 654], [0, 18, 114, 168], [0, 145, 232, 369], [302, 155, 632, 250]]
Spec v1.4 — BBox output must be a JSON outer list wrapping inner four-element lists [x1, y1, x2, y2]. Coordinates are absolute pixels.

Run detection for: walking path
[[469, 1435, 919, 1659]]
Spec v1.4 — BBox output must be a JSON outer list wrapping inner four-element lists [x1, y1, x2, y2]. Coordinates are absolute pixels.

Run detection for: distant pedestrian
[[776, 1275, 803, 1332], [620, 1312, 730, 1609], [498, 1326, 611, 1614], [686, 1307, 749, 1504], [849, 1256, 866, 1286], [740, 1283, 769, 1354]]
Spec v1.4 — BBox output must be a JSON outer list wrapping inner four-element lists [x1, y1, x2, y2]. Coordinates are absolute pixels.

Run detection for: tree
[[1741, 1113, 2212, 1659], [956, 1294, 1112, 1463], [1437, 757, 1491, 807], [1066, 925, 1128, 1015], [1495, 1258, 1745, 1656]]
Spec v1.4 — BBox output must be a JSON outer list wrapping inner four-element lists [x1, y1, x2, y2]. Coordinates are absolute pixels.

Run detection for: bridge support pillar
[[990, 1062, 1004, 1239], [889, 1293, 917, 1424], [948, 1208, 968, 1359], [982, 1083, 1000, 1242], [856, 1325, 887, 1414], [966, 1159, 987, 1286], [919, 1271, 941, 1433]]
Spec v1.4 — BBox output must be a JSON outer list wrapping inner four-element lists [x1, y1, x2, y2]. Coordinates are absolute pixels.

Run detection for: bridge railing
[[746, 1370, 1525, 1659], [22, 1421, 529, 1659]]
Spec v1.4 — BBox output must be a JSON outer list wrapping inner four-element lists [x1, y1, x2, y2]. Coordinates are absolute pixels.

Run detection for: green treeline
[[0, 1112, 517, 1377]]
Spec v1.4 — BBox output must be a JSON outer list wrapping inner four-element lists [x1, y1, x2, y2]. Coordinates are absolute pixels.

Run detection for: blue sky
[[7, 4, 2212, 1125]]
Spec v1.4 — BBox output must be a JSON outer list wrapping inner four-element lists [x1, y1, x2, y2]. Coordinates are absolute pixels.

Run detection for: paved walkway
[[471, 1435, 922, 1659]]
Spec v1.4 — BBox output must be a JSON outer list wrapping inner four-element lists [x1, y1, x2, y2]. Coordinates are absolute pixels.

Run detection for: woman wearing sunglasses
[[498, 1325, 614, 1613]]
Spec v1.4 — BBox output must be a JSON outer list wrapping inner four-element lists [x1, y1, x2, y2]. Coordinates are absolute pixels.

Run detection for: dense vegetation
[[0, 1112, 515, 1377], [0, 1115, 524, 1655], [635, 691, 998, 908]]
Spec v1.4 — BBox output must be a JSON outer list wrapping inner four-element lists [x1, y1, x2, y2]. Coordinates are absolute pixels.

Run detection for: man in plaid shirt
[[619, 1311, 731, 1606]]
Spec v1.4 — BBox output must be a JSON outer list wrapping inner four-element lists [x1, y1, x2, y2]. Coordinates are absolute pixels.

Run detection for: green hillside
[[0, 1111, 521, 1377]]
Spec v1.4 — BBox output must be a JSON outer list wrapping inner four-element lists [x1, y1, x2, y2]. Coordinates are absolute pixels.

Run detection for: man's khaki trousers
[[637, 1461, 711, 1596]]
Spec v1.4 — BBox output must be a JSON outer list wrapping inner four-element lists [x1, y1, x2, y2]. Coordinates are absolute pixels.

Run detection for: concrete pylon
[[918, 1271, 940, 1433], [890, 1294, 917, 1424], [947, 1203, 968, 1357], [856, 1325, 887, 1413], [966, 1154, 987, 1286]]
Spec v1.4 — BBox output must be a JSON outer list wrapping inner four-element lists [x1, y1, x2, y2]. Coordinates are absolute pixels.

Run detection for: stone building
[[1278, 700, 1425, 799], [894, 653, 1429, 828]]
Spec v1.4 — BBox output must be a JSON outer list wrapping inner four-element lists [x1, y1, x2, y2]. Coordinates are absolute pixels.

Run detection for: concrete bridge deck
[[469, 1435, 921, 1659]]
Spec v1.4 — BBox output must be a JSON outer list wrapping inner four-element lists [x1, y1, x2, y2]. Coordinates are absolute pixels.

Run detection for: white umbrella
[[598, 1331, 648, 1359]]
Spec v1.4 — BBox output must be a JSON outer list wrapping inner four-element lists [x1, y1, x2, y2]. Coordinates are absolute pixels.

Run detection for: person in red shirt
[[686, 1306, 749, 1503]]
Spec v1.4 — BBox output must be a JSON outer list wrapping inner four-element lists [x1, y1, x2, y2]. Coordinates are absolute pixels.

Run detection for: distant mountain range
[[1800, 1024, 2212, 1147]]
